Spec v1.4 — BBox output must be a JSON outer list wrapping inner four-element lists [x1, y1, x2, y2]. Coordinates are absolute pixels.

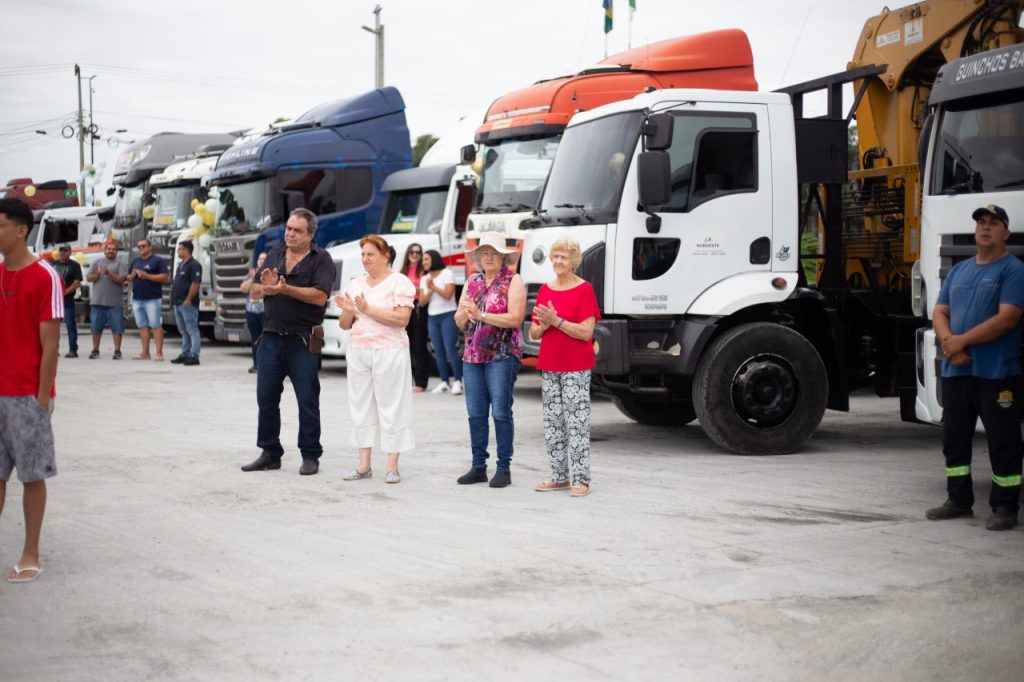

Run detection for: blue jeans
[[90, 305, 125, 335], [174, 304, 201, 358], [64, 301, 78, 352], [427, 311, 462, 383], [463, 356, 520, 471], [245, 311, 265, 365], [256, 332, 323, 461]]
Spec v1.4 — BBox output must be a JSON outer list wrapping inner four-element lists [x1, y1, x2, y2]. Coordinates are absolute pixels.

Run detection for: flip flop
[[7, 564, 43, 583], [132, 354, 151, 360]]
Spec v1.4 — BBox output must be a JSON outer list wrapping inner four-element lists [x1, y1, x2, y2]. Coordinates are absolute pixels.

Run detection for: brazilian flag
[[604, 0, 613, 34]]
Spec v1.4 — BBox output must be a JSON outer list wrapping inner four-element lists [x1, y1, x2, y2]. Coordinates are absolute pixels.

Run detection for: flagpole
[[628, 7, 632, 49], [604, 32, 608, 58]]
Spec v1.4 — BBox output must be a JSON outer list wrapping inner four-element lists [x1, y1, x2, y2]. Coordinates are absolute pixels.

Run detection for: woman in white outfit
[[335, 235, 416, 483], [420, 249, 463, 396]]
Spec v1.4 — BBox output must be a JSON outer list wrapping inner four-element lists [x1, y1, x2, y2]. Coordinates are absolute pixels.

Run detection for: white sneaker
[[450, 379, 463, 395], [431, 382, 450, 394]]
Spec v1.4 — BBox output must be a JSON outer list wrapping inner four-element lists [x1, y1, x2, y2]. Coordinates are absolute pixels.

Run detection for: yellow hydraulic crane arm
[[834, 0, 1023, 288]]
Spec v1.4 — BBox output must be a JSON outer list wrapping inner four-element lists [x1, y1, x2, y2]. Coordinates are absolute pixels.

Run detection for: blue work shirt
[[937, 254, 1024, 379]]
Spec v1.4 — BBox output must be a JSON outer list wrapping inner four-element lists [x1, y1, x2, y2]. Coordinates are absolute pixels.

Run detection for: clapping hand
[[335, 293, 357, 314], [460, 297, 482, 321], [354, 293, 369, 314], [260, 267, 285, 295], [533, 301, 559, 327]]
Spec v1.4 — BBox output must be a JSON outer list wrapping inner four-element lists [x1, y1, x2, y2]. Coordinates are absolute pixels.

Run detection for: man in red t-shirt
[[0, 197, 62, 584]]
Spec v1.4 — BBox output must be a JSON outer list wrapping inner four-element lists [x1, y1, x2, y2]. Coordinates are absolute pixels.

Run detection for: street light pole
[[74, 63, 85, 171], [361, 5, 384, 89], [87, 75, 97, 165]]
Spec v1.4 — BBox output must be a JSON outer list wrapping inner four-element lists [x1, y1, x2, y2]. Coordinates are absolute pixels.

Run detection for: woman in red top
[[528, 236, 600, 497], [400, 243, 430, 391]]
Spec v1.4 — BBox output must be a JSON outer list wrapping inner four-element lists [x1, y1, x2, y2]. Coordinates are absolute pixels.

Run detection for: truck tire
[[613, 397, 697, 426], [692, 322, 827, 455]]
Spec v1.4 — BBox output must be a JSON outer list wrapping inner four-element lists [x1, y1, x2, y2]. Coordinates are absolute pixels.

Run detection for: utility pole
[[361, 5, 384, 89], [87, 75, 97, 165], [74, 63, 85, 171]]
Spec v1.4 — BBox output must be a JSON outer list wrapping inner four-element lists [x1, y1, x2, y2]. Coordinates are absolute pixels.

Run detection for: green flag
[[604, 0, 613, 34]]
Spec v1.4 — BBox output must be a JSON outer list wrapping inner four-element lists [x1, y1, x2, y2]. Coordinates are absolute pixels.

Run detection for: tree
[[412, 134, 439, 166]]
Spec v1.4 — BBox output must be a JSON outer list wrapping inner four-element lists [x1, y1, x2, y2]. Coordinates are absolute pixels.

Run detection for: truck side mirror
[[460, 145, 476, 165], [106, 187, 115, 197], [643, 113, 674, 151], [637, 151, 671, 208], [281, 190, 305, 215]]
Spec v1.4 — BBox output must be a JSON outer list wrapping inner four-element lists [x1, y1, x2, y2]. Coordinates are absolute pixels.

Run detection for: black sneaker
[[113, 350, 122, 360], [170, 355, 187, 364], [299, 459, 319, 476], [489, 469, 511, 488], [248, 365, 258, 374], [65, 351, 78, 358], [88, 349, 100, 359], [986, 508, 1019, 531], [925, 499, 973, 520], [457, 467, 488, 485], [183, 357, 200, 366], [240, 451, 282, 472]]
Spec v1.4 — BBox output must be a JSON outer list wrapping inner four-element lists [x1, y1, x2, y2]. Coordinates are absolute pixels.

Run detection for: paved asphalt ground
[[1, 331, 1022, 681]]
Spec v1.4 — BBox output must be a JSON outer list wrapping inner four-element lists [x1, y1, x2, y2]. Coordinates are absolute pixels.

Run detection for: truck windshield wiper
[[942, 181, 977, 195], [995, 178, 1024, 189], [554, 203, 595, 222]]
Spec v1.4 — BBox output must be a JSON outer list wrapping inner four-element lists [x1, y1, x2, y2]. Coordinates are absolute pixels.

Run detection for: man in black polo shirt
[[171, 240, 203, 366], [51, 244, 82, 358], [241, 208, 336, 476]]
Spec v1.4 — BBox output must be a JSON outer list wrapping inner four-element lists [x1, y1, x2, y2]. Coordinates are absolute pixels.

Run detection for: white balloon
[[204, 198, 218, 215], [187, 214, 203, 230], [198, 233, 212, 249]]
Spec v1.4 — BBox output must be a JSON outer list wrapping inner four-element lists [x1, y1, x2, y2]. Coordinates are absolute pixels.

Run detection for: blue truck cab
[[207, 86, 412, 342]]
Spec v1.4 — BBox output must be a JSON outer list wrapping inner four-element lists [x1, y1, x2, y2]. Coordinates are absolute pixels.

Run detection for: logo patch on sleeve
[[997, 390, 1014, 409]]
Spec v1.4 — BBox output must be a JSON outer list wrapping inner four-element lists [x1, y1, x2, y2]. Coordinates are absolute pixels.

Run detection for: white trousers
[[346, 346, 416, 453]]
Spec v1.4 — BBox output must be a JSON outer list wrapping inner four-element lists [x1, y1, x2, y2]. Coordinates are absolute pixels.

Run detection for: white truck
[[31, 206, 113, 319], [520, 66, 928, 455], [913, 43, 1024, 425], [148, 151, 222, 333]]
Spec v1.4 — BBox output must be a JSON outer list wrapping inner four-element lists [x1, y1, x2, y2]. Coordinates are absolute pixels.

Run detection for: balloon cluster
[[187, 198, 218, 249]]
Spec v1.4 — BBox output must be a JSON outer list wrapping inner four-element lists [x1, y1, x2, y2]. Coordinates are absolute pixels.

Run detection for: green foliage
[[848, 125, 859, 171], [412, 134, 439, 167]]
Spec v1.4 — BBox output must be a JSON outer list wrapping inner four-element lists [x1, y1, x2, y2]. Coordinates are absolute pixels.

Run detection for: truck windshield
[[930, 91, 1024, 195], [214, 179, 275, 235], [114, 184, 144, 227], [540, 111, 642, 225], [382, 187, 448, 234], [152, 185, 196, 230], [475, 135, 559, 213]]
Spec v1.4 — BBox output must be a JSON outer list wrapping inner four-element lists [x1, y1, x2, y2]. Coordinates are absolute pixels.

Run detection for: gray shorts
[[0, 396, 58, 483]]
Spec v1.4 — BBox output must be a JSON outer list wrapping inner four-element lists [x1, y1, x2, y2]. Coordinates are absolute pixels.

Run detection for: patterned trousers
[[541, 370, 592, 486]]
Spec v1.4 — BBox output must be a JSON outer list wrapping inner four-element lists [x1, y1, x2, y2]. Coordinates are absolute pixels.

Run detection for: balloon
[[202, 210, 214, 227], [73, 253, 87, 265], [142, 205, 155, 220], [187, 214, 203, 230], [198, 233, 212, 249], [24, 186, 36, 197], [191, 199, 200, 209], [204, 198, 218, 215], [50, 249, 59, 260]]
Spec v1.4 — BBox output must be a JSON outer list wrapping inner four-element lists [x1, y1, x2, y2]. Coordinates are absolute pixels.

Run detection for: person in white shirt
[[419, 249, 463, 395]]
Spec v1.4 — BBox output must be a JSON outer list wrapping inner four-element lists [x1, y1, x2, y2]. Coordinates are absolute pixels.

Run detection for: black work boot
[[241, 451, 282, 472], [299, 459, 319, 476], [986, 508, 1019, 531], [489, 469, 511, 488], [925, 499, 973, 520], [457, 467, 488, 485]]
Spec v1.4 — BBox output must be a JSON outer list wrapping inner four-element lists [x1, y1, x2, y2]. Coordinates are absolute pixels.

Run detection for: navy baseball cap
[[58, 243, 72, 251], [972, 204, 1009, 228]]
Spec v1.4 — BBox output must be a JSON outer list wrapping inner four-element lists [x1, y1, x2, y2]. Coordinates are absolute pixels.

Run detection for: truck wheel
[[692, 323, 827, 455], [613, 397, 697, 426]]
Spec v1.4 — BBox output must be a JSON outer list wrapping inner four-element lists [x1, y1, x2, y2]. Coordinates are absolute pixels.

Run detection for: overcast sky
[[1, 0, 891, 196]]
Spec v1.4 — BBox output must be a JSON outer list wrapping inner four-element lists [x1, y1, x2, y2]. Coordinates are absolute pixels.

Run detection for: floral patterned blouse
[[462, 267, 523, 364]]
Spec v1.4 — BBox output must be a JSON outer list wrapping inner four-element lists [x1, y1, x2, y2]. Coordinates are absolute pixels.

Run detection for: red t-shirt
[[533, 280, 601, 372], [0, 259, 64, 397]]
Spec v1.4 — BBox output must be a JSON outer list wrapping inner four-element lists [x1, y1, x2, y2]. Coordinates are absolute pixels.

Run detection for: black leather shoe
[[986, 508, 1018, 531], [170, 355, 187, 364], [489, 469, 511, 488], [241, 451, 282, 472], [925, 499, 973, 520], [457, 467, 488, 485], [183, 357, 200, 366], [299, 459, 319, 476]]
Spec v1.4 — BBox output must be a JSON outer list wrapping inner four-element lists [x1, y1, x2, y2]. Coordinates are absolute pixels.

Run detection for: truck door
[[612, 104, 771, 315]]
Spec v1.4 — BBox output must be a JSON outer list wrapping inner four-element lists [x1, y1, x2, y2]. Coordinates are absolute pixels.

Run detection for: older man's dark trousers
[[256, 332, 322, 461], [942, 375, 1023, 513]]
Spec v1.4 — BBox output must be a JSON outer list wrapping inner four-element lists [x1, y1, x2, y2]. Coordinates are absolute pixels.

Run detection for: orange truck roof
[[476, 29, 757, 144]]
